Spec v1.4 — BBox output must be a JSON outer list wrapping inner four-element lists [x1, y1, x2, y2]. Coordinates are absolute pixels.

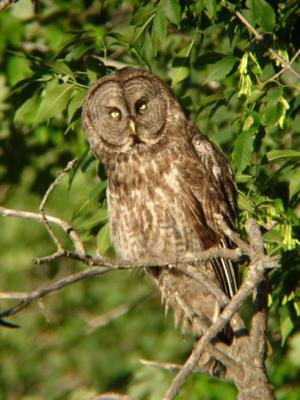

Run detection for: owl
[[82, 68, 238, 344]]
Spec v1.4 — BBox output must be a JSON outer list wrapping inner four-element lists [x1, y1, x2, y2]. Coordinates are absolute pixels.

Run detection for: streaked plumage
[[83, 68, 238, 341]]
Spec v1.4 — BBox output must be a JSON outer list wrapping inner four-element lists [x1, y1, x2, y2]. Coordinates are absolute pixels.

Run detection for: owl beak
[[129, 119, 136, 135]]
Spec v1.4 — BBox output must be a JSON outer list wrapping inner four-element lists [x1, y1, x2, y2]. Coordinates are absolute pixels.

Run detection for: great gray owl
[[82, 68, 238, 344]]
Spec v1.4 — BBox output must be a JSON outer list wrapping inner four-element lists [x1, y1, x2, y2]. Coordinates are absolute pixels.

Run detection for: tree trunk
[[236, 366, 275, 400]]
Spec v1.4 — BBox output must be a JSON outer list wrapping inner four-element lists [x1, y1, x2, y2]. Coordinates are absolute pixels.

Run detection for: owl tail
[[146, 265, 237, 377]]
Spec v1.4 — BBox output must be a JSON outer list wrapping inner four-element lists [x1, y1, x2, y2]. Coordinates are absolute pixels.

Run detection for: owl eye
[[135, 98, 148, 114], [108, 107, 121, 120]]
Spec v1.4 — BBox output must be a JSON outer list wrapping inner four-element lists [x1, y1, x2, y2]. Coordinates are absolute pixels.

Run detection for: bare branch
[[0, 206, 85, 256], [0, 291, 28, 300], [235, 11, 263, 41], [0, 247, 243, 321], [263, 48, 300, 85], [37, 247, 245, 268], [268, 48, 300, 81], [235, 11, 300, 83], [216, 214, 250, 254], [246, 220, 269, 369], [39, 159, 83, 254], [0, 266, 111, 319], [163, 223, 279, 400], [140, 358, 217, 377]]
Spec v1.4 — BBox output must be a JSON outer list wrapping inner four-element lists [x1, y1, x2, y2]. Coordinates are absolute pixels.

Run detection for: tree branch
[[0, 266, 111, 319], [235, 11, 263, 41], [140, 358, 221, 378], [163, 221, 279, 400], [0, 206, 85, 256], [235, 10, 300, 82]]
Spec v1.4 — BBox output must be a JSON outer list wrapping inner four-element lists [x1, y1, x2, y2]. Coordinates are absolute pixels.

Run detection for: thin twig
[[0, 291, 28, 300], [33, 247, 245, 268], [235, 11, 300, 82], [0, 266, 111, 319], [216, 214, 250, 254], [140, 358, 213, 377], [268, 48, 300, 81], [0, 206, 85, 256], [235, 11, 263, 41], [0, 247, 244, 321], [39, 159, 79, 253], [262, 48, 300, 85]]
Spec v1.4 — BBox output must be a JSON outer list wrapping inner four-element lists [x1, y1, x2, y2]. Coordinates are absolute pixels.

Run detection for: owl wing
[[186, 123, 239, 299]]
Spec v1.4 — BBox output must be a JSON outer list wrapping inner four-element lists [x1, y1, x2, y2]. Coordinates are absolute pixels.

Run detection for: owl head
[[82, 69, 185, 162]]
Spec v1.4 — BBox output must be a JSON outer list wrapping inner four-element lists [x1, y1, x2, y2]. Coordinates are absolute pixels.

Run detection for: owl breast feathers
[[83, 68, 238, 339]]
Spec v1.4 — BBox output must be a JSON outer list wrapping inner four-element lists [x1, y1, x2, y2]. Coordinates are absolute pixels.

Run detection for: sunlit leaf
[[162, 0, 181, 26], [280, 307, 294, 346], [267, 150, 300, 161], [35, 79, 74, 124], [249, 0, 276, 31], [232, 130, 255, 173], [97, 222, 112, 255], [67, 89, 87, 123], [205, 56, 237, 83], [14, 92, 40, 125], [151, 6, 168, 55], [205, 0, 217, 20]]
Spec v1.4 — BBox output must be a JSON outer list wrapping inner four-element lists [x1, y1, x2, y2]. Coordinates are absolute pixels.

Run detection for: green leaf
[[67, 89, 87, 124], [280, 306, 294, 346], [131, 4, 155, 26], [195, 0, 205, 15], [6, 55, 31, 86], [289, 167, 300, 200], [263, 229, 283, 243], [76, 209, 108, 231], [6, 56, 32, 86], [171, 45, 191, 86], [14, 93, 40, 125], [162, 0, 181, 26], [267, 150, 300, 161], [232, 130, 255, 173], [97, 223, 112, 256], [151, 6, 168, 55], [142, 31, 154, 65], [46, 60, 74, 77], [205, 0, 217, 20], [262, 100, 282, 127], [35, 79, 74, 124], [249, 0, 276, 32], [237, 192, 254, 212], [171, 56, 190, 86], [205, 56, 237, 82]]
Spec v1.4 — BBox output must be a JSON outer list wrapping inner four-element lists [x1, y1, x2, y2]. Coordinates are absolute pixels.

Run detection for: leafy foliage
[[0, 0, 300, 398]]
